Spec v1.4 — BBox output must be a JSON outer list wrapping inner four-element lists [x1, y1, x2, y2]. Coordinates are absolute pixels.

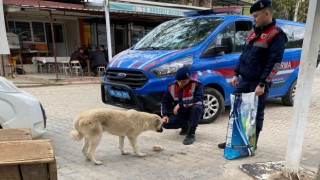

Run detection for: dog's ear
[[154, 115, 162, 124]]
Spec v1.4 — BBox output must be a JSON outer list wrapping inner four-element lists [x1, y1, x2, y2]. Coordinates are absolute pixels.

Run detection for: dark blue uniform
[[161, 79, 204, 130], [234, 19, 288, 137]]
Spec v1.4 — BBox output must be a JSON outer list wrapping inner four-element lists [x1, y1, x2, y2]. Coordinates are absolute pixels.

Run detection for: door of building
[[45, 23, 67, 56], [114, 25, 127, 54]]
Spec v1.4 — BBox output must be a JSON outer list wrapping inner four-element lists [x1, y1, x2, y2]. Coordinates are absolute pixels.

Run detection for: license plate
[[108, 89, 130, 99]]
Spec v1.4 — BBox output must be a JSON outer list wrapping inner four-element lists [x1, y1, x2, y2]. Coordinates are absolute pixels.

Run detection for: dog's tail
[[70, 130, 83, 141], [70, 117, 83, 141]]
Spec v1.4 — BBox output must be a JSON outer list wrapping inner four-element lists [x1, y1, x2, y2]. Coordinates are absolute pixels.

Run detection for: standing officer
[[161, 67, 204, 145], [218, 0, 288, 149]]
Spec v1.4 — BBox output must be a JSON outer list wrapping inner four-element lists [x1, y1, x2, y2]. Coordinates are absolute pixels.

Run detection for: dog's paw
[[94, 161, 103, 165], [121, 151, 129, 155], [136, 152, 147, 157]]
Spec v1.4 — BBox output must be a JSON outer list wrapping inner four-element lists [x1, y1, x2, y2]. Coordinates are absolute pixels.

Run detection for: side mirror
[[220, 37, 233, 54], [214, 46, 229, 54], [201, 37, 234, 58], [201, 46, 227, 58]]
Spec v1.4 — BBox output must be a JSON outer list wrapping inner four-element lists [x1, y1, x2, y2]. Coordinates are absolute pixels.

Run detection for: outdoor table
[[31, 57, 69, 73], [32, 57, 91, 76]]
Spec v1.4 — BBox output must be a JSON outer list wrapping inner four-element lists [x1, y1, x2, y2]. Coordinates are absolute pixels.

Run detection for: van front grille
[[106, 69, 148, 89]]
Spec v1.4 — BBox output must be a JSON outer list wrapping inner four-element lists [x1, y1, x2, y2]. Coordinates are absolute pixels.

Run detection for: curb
[[12, 75, 103, 87]]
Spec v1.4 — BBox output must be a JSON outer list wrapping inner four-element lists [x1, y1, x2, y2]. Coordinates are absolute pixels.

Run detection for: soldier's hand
[[232, 76, 238, 86], [173, 104, 180, 115], [255, 86, 265, 96], [162, 116, 169, 123]]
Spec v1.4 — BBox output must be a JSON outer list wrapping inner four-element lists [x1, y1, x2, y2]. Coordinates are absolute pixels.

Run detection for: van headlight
[[151, 56, 193, 78]]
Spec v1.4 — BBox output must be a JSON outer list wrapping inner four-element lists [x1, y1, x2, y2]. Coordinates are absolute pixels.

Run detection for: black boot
[[179, 123, 188, 135], [218, 142, 226, 149], [183, 127, 196, 145], [255, 134, 259, 150]]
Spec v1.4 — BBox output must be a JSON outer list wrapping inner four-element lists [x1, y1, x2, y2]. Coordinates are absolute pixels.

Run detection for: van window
[[292, 25, 305, 48], [207, 21, 252, 54], [278, 24, 295, 48], [134, 17, 224, 50], [278, 24, 305, 48], [234, 21, 252, 52], [214, 23, 235, 54]]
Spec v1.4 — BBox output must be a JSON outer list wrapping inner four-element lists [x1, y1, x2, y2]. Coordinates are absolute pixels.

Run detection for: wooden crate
[[0, 128, 32, 141], [0, 129, 57, 180]]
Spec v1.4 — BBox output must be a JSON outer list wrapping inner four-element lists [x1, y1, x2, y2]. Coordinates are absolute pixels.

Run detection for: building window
[[8, 21, 15, 32], [131, 26, 144, 45], [32, 22, 46, 42], [8, 20, 47, 43], [15, 21, 32, 42]]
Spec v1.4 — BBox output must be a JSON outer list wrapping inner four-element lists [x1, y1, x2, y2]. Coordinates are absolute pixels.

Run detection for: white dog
[[70, 108, 163, 165]]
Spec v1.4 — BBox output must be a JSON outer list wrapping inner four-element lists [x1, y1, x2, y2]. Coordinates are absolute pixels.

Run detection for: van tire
[[282, 79, 297, 106], [200, 87, 224, 124]]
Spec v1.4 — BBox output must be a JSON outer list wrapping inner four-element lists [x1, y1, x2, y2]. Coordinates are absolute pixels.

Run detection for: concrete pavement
[[19, 69, 320, 180]]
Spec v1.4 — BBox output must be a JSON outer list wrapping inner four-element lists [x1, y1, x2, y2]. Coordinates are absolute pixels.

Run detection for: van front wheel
[[200, 87, 224, 124]]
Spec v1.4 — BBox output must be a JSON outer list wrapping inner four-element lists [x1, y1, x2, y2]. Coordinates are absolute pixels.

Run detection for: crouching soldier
[[161, 67, 204, 145]]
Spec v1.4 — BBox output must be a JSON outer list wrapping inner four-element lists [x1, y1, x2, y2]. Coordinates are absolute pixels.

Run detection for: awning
[[3, 0, 253, 23], [3, 0, 85, 10], [3, 0, 206, 16], [3, 0, 207, 23], [0, 0, 10, 55]]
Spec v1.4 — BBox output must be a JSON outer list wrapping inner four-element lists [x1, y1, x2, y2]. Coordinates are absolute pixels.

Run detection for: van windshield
[[134, 17, 224, 50]]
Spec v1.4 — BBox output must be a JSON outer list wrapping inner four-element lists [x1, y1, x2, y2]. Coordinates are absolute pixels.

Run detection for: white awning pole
[[284, 0, 320, 175], [104, 0, 113, 61], [0, 0, 10, 55]]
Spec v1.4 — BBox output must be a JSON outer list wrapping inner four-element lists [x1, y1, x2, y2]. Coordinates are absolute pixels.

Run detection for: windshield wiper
[[135, 47, 171, 50]]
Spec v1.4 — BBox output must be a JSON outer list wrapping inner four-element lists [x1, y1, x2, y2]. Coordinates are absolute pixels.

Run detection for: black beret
[[250, 0, 271, 14], [175, 67, 190, 80]]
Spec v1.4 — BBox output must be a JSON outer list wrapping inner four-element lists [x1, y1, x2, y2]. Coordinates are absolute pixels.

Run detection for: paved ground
[[18, 69, 320, 180]]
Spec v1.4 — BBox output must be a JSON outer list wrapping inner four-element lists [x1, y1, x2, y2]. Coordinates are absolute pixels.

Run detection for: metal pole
[[49, 10, 59, 79], [95, 21, 99, 46], [1, 55, 4, 76], [3, 12, 10, 77], [104, 0, 113, 61], [284, 0, 320, 175]]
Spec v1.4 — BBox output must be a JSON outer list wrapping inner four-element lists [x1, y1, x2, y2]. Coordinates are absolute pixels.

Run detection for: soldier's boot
[[254, 134, 259, 150], [218, 142, 226, 149], [179, 123, 188, 135], [183, 127, 196, 145]]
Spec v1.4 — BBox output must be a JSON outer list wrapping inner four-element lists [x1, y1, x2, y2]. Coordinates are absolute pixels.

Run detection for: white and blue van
[[101, 10, 305, 123]]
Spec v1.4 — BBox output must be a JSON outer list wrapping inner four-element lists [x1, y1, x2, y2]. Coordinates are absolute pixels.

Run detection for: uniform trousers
[[162, 105, 203, 129]]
